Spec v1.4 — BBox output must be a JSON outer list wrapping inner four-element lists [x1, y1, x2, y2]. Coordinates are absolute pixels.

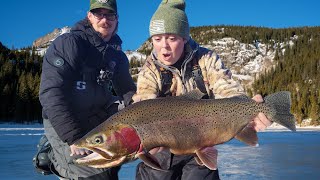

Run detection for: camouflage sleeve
[[199, 51, 245, 99], [132, 60, 161, 103]]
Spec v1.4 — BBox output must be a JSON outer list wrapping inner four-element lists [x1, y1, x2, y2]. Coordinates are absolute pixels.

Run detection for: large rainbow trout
[[74, 90, 296, 170]]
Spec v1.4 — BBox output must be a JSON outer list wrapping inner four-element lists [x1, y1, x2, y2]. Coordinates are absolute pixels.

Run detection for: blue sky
[[0, 0, 319, 51]]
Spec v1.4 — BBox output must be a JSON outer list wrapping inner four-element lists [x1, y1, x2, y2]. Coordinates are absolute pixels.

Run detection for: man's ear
[[87, 11, 92, 19]]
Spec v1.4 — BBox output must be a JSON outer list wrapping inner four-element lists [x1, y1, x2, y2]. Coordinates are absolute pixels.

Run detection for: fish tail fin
[[264, 91, 296, 131]]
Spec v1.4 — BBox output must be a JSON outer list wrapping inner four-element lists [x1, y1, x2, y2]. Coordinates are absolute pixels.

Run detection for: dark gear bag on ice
[[32, 135, 53, 175]]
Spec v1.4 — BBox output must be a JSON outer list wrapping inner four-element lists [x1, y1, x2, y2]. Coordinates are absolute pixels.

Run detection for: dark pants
[[78, 166, 120, 180], [136, 150, 220, 180], [43, 103, 122, 180]]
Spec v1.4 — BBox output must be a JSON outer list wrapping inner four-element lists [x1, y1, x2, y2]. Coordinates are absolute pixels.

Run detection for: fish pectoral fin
[[235, 126, 259, 146], [194, 156, 204, 166], [136, 152, 164, 171], [195, 146, 218, 170]]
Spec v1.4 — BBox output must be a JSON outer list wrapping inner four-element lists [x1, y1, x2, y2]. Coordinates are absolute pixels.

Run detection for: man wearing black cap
[[39, 0, 136, 179]]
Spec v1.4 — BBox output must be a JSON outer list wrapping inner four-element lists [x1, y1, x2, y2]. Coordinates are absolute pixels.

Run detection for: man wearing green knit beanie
[[135, 0, 272, 179]]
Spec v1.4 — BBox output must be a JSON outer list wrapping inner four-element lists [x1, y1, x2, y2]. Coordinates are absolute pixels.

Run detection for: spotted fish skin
[[111, 92, 294, 153], [74, 91, 296, 168]]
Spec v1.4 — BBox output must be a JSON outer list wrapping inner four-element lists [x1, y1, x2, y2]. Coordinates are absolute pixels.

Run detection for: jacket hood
[[184, 38, 199, 55]]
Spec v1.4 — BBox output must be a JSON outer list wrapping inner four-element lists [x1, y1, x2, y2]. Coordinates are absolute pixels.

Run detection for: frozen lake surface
[[0, 123, 319, 180]]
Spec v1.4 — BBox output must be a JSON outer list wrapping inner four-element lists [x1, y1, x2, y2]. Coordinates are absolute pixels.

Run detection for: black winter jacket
[[39, 19, 136, 145]]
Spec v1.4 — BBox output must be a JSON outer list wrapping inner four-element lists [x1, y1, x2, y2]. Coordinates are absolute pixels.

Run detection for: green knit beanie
[[89, 0, 117, 13], [150, 0, 190, 40]]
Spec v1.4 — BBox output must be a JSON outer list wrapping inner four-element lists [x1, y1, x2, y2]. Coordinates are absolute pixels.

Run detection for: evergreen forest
[[191, 25, 320, 125], [0, 25, 319, 124], [0, 43, 42, 123]]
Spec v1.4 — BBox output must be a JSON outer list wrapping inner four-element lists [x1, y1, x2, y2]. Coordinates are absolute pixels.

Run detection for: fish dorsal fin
[[179, 89, 206, 100], [235, 127, 259, 146], [136, 150, 166, 171], [195, 146, 218, 170]]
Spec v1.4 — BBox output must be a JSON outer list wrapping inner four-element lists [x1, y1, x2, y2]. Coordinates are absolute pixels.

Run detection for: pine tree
[[309, 88, 320, 125]]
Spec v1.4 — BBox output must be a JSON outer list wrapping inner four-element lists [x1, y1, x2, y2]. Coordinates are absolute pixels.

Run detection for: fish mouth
[[74, 147, 126, 168]]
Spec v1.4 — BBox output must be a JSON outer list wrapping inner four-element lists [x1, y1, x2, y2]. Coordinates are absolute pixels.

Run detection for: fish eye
[[94, 136, 103, 144]]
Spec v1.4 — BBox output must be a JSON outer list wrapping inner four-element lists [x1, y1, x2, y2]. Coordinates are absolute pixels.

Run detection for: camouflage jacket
[[133, 39, 245, 102]]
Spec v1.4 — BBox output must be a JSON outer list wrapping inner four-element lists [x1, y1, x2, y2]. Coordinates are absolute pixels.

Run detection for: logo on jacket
[[76, 81, 86, 90], [53, 58, 64, 67]]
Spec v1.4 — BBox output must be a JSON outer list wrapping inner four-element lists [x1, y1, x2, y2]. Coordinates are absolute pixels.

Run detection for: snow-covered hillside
[[33, 26, 298, 90]]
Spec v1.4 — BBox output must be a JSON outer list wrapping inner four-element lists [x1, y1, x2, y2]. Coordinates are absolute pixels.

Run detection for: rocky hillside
[[32, 26, 305, 90], [2, 25, 319, 124], [33, 27, 71, 56], [137, 29, 299, 90]]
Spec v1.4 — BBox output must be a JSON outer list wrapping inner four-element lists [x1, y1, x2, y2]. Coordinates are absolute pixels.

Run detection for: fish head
[[73, 124, 141, 168]]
